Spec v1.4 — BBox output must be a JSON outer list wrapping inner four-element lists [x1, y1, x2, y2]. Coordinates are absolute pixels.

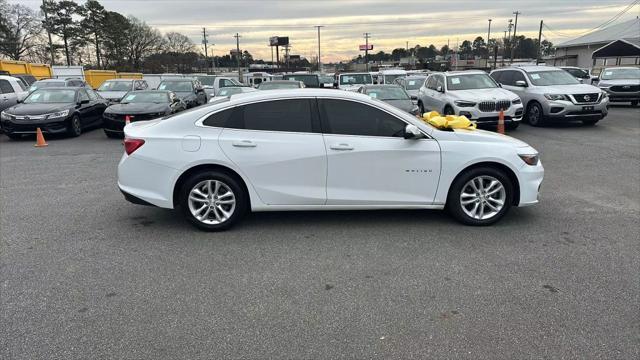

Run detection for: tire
[[443, 106, 455, 116], [66, 115, 82, 137], [526, 102, 545, 126], [631, 100, 638, 107], [178, 171, 247, 231], [104, 130, 122, 139], [6, 133, 22, 140], [446, 166, 514, 226], [418, 101, 425, 116], [506, 122, 520, 130], [582, 119, 599, 126]]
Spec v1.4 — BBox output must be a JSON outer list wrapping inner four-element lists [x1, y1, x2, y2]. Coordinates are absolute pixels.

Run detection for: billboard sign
[[359, 44, 374, 51], [270, 36, 289, 46]]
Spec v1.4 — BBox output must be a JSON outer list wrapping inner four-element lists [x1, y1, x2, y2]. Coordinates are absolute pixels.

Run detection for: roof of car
[[264, 80, 302, 84], [36, 79, 68, 83], [405, 75, 428, 79], [227, 88, 371, 102], [0, 75, 20, 81], [31, 87, 79, 91], [602, 66, 640, 70], [442, 70, 487, 76], [360, 84, 402, 89], [497, 65, 561, 72]]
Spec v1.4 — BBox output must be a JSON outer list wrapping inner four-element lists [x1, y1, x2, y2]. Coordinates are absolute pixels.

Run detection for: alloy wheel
[[188, 180, 236, 225], [528, 105, 540, 124], [460, 175, 506, 220]]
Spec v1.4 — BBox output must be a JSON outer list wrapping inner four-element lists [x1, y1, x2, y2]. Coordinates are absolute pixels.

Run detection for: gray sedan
[[358, 84, 420, 115]]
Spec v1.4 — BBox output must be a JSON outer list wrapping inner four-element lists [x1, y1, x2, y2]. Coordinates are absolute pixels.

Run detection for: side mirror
[[403, 124, 424, 139], [436, 85, 444, 92], [515, 80, 527, 87]]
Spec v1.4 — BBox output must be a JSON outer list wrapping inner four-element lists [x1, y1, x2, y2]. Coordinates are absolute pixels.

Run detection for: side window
[[16, 79, 27, 91], [220, 79, 234, 88], [203, 107, 235, 127], [0, 80, 15, 94], [500, 71, 515, 86], [435, 75, 444, 90], [490, 72, 502, 83], [78, 89, 90, 102], [512, 71, 526, 84], [425, 77, 435, 90], [228, 99, 314, 133], [87, 89, 99, 100], [321, 99, 407, 137]]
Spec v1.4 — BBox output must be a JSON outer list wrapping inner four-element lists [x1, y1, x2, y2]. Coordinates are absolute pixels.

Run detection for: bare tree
[[125, 16, 164, 70], [164, 32, 195, 53], [0, 2, 43, 60]]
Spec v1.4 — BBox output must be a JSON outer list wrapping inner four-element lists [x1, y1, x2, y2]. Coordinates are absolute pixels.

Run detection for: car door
[[86, 89, 107, 122], [319, 98, 441, 205], [431, 75, 448, 113], [76, 89, 94, 124], [217, 98, 327, 205], [419, 76, 437, 111], [0, 79, 18, 112]]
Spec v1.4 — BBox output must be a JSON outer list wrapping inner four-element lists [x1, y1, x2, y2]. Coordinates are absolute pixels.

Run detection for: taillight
[[124, 138, 145, 155]]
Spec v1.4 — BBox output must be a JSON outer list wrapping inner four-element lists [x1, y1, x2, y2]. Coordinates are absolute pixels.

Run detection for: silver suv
[[417, 70, 523, 129], [594, 67, 640, 106], [490, 65, 608, 126]]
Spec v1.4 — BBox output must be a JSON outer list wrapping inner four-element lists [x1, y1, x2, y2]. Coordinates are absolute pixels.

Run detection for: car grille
[[572, 93, 600, 103], [12, 114, 47, 121], [478, 100, 511, 112], [610, 85, 639, 92], [107, 113, 163, 122]]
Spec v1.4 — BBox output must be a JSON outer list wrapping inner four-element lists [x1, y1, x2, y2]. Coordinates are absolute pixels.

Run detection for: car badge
[[583, 95, 590, 102], [623, 85, 630, 89], [24, 116, 30, 121]]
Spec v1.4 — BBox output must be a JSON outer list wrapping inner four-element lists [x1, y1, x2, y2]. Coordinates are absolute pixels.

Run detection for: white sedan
[[118, 89, 543, 231]]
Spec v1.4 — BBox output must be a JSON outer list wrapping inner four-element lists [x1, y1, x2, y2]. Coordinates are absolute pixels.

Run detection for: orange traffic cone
[[497, 110, 505, 134], [34, 127, 48, 147]]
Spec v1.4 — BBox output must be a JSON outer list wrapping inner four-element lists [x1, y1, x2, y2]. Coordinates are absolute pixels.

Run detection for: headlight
[[544, 94, 569, 101], [454, 100, 476, 107], [512, 98, 522, 105], [518, 154, 539, 166], [0, 111, 11, 120], [48, 109, 70, 119]]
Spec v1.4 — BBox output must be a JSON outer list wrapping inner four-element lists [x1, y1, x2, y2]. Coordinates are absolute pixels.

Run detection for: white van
[[379, 69, 407, 84], [243, 72, 273, 88]]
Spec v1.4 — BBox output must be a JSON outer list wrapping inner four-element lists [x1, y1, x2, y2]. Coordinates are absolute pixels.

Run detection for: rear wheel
[[66, 115, 82, 137], [179, 171, 247, 231], [526, 102, 545, 126], [446, 167, 513, 226]]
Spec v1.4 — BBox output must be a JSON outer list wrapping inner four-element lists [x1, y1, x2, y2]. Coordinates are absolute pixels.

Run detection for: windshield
[[196, 76, 216, 86], [24, 89, 76, 103], [158, 81, 193, 92], [340, 74, 372, 85], [383, 74, 405, 84], [319, 75, 334, 84], [563, 68, 589, 79], [405, 77, 426, 90], [282, 75, 319, 87], [98, 81, 132, 91], [258, 82, 301, 90], [600, 68, 640, 80], [527, 70, 579, 86], [365, 87, 409, 100], [446, 73, 497, 90], [30, 81, 64, 92], [216, 88, 244, 96], [121, 92, 168, 104]]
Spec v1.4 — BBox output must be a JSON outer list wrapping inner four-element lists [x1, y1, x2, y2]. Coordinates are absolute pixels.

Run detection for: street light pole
[[487, 19, 492, 68], [364, 32, 370, 72], [315, 25, 324, 72], [234, 33, 241, 82]]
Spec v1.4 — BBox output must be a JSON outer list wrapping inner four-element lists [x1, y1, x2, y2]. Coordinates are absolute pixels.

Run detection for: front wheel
[[418, 102, 425, 116], [179, 171, 247, 231], [446, 167, 514, 226], [443, 106, 455, 116], [526, 102, 545, 126], [66, 115, 82, 137], [506, 122, 520, 130]]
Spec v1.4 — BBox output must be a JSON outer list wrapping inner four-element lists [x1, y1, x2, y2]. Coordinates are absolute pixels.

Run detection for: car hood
[[533, 83, 602, 94], [406, 89, 420, 97], [5, 103, 72, 116], [173, 91, 196, 99], [106, 103, 169, 114], [98, 90, 128, 100], [453, 128, 530, 148], [383, 99, 415, 112], [339, 84, 365, 91], [598, 79, 640, 87], [449, 88, 518, 100]]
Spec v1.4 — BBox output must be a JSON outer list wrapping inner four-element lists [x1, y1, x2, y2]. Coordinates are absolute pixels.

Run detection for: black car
[[0, 87, 107, 139], [156, 79, 206, 108], [102, 90, 187, 138]]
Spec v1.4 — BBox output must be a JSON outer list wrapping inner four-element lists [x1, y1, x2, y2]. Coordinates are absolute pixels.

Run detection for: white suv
[[490, 66, 608, 126], [417, 71, 523, 129]]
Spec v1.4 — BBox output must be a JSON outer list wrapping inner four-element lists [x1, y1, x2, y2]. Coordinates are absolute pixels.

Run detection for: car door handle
[[232, 140, 257, 148], [330, 143, 354, 151]]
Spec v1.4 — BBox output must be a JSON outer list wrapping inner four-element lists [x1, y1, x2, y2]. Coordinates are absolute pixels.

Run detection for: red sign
[[359, 44, 373, 51]]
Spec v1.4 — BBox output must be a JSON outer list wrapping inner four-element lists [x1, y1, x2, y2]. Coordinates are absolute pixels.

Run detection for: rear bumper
[[118, 153, 179, 209]]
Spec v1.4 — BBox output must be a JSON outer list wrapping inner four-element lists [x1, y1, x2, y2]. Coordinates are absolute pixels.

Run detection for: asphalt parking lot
[[1, 106, 638, 359]]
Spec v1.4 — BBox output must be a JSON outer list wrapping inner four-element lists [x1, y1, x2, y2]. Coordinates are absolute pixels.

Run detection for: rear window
[[282, 74, 319, 88]]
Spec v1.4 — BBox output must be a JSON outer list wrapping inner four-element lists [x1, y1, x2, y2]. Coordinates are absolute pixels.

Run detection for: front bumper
[[601, 89, 640, 102], [455, 103, 524, 125], [0, 117, 69, 134], [542, 98, 608, 121], [517, 160, 544, 207]]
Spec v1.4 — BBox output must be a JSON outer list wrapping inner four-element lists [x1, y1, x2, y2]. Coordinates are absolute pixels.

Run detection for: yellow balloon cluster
[[420, 111, 477, 130]]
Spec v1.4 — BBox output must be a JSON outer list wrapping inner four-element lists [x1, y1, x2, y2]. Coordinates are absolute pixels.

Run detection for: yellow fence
[[116, 72, 143, 79], [84, 70, 117, 89], [0, 60, 53, 79]]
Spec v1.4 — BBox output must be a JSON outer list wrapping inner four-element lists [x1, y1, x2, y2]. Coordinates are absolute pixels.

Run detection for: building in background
[[553, 18, 640, 69]]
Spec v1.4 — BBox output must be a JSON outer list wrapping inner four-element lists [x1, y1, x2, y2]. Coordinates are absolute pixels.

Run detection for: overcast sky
[[13, 0, 640, 61]]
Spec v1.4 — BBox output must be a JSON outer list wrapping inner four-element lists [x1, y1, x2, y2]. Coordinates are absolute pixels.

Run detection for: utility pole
[[364, 32, 370, 72], [42, 0, 55, 65], [502, 30, 507, 66], [507, 19, 513, 62], [234, 33, 241, 81], [536, 20, 544, 65], [511, 11, 520, 64], [202, 28, 209, 73], [315, 26, 324, 72], [487, 19, 492, 67]]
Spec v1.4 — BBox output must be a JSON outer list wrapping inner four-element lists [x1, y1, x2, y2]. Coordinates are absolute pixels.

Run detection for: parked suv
[[157, 79, 207, 108], [0, 75, 29, 114], [29, 78, 88, 92], [417, 70, 523, 129], [490, 66, 608, 126], [593, 67, 640, 106]]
